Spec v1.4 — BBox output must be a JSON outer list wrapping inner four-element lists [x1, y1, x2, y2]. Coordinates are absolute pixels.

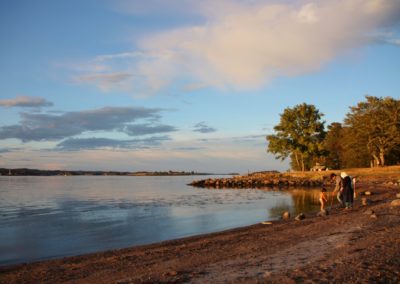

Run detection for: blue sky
[[1, 0, 400, 173]]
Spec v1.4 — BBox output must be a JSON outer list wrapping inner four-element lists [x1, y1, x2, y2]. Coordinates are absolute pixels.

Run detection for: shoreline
[[1, 180, 400, 283]]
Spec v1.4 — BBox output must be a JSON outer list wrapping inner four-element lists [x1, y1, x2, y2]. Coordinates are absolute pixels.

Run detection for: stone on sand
[[362, 198, 372, 206], [364, 209, 375, 215], [390, 199, 400, 207], [282, 211, 290, 220], [295, 213, 305, 221], [317, 209, 329, 217]]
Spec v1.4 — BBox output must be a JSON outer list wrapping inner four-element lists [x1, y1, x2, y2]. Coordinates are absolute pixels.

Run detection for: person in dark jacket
[[341, 172, 354, 209]]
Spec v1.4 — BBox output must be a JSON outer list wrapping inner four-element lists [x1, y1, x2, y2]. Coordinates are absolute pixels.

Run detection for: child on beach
[[319, 187, 328, 211]]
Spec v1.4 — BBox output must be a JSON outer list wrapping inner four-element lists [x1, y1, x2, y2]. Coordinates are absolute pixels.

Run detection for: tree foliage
[[344, 96, 400, 167], [323, 122, 343, 169], [266, 103, 326, 171], [267, 96, 400, 171]]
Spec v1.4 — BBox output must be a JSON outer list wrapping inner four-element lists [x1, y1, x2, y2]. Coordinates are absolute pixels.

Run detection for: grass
[[249, 165, 400, 182]]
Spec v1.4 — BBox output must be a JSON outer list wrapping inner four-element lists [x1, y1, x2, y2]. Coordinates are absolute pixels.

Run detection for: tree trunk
[[379, 149, 385, 166], [301, 155, 305, 172], [294, 152, 301, 171], [371, 153, 380, 167]]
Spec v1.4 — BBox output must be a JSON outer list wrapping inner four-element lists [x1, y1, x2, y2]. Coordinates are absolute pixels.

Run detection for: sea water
[[0, 176, 321, 265]]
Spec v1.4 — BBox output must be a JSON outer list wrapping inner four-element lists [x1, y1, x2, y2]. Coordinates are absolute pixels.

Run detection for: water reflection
[[268, 189, 322, 218], [0, 176, 323, 265]]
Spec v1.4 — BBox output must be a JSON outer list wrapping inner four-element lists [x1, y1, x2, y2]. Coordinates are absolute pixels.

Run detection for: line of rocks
[[188, 175, 325, 188]]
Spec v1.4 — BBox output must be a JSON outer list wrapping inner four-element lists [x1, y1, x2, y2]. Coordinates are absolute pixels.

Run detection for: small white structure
[[310, 163, 327, 171]]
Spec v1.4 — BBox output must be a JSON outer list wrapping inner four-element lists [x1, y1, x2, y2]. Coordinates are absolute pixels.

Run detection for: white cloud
[[76, 0, 400, 94]]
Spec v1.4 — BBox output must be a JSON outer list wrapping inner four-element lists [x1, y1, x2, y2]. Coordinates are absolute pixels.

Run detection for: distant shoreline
[[0, 168, 239, 177]]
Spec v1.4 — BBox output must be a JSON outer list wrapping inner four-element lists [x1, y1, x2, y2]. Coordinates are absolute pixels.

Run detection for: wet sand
[[1, 182, 400, 283]]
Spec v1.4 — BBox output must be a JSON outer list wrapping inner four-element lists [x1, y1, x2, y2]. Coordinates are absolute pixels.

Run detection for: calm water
[[0, 176, 321, 265]]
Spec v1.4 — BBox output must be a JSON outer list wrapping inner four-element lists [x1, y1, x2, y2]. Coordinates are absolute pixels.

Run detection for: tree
[[267, 103, 326, 171], [344, 96, 400, 167], [323, 122, 344, 169], [340, 126, 371, 168]]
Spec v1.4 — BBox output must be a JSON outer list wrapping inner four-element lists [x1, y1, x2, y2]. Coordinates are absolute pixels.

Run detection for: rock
[[165, 270, 178, 277], [264, 271, 272, 278], [364, 209, 375, 215], [295, 213, 305, 221], [317, 209, 329, 217], [282, 211, 290, 220], [370, 213, 378, 219], [390, 199, 400, 207], [364, 191, 373, 196], [361, 197, 372, 206], [396, 193, 400, 199]]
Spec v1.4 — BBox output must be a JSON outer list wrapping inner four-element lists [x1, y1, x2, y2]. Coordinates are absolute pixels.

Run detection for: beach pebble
[[362, 198, 372, 206], [282, 211, 290, 220], [264, 271, 272, 278], [295, 213, 305, 221], [165, 270, 178, 277], [364, 209, 375, 215], [390, 199, 400, 207], [317, 209, 329, 217]]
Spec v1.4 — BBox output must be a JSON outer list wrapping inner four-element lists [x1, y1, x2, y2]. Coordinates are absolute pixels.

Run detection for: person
[[330, 173, 343, 207], [319, 187, 328, 211], [341, 172, 354, 209]]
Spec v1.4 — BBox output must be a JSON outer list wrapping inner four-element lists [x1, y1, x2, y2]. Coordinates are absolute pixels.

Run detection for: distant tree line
[[266, 96, 400, 171]]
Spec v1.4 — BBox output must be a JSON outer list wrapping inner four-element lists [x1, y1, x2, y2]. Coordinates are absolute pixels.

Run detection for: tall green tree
[[344, 96, 400, 167], [266, 103, 326, 171], [323, 122, 343, 169], [340, 126, 371, 168]]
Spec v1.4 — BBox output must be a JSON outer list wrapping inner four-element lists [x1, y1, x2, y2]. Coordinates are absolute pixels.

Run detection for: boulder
[[390, 199, 400, 207], [282, 211, 290, 220], [295, 213, 305, 221]]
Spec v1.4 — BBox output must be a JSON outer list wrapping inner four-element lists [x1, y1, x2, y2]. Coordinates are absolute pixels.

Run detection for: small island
[[0, 168, 218, 176]]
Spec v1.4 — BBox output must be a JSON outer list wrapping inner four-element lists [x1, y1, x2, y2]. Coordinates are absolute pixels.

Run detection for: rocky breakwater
[[189, 172, 326, 189]]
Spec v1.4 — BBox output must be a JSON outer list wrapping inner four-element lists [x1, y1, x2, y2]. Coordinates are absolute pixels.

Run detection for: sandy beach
[[1, 174, 400, 283]]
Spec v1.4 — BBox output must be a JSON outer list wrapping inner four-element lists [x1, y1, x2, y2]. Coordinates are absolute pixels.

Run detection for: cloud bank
[[56, 136, 171, 151], [77, 0, 400, 93], [193, 122, 217, 133], [0, 96, 54, 108], [0, 107, 176, 145]]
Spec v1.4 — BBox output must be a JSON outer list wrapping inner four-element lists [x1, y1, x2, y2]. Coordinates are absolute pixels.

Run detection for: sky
[[0, 0, 400, 173]]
